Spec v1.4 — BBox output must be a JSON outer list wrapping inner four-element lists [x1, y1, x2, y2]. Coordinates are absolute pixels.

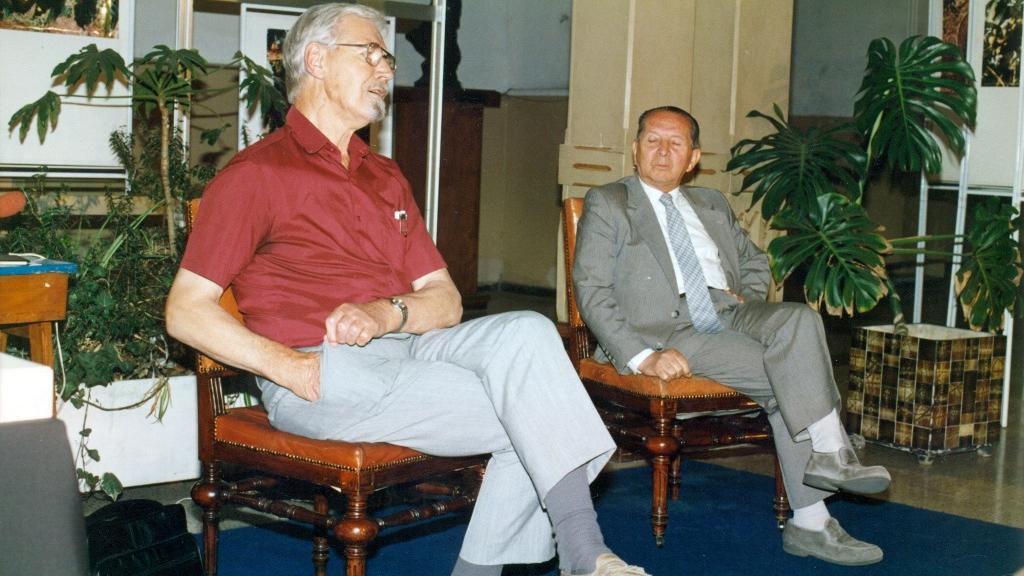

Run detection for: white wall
[[790, 0, 928, 117]]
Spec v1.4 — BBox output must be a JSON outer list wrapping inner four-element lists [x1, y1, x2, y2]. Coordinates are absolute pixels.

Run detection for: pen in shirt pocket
[[394, 210, 408, 236]]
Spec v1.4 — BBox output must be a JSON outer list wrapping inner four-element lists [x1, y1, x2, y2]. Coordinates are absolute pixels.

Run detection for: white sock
[[791, 500, 831, 531], [807, 408, 845, 453]]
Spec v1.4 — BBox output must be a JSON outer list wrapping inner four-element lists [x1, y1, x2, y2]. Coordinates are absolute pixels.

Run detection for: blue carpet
[[205, 461, 1024, 575]]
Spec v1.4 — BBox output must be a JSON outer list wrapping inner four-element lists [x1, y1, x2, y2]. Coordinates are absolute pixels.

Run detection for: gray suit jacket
[[573, 175, 770, 373]]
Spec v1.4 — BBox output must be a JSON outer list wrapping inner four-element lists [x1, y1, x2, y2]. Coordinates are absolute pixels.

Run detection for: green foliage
[[854, 36, 977, 174], [237, 51, 290, 133], [769, 194, 891, 316], [728, 35, 1021, 333], [955, 200, 1023, 332], [8, 91, 61, 143], [0, 126, 213, 499], [728, 104, 866, 220], [52, 44, 129, 95]]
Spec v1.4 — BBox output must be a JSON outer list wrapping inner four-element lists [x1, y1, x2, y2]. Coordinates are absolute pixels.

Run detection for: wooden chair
[[562, 197, 788, 545], [185, 199, 487, 576]]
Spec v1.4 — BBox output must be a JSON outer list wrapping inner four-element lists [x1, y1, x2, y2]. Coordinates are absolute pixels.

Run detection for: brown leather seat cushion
[[579, 358, 743, 399], [215, 407, 429, 471]]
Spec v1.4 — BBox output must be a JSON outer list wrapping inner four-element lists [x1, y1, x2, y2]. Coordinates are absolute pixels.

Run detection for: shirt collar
[[286, 107, 371, 162], [638, 177, 680, 207]]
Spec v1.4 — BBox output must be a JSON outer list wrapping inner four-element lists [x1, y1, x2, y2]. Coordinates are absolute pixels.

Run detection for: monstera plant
[[727, 35, 1021, 334]]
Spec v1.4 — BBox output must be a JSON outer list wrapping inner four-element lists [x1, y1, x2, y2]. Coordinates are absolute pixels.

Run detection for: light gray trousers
[[669, 298, 842, 509], [258, 311, 616, 566]]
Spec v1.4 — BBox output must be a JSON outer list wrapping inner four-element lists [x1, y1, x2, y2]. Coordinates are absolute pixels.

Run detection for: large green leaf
[[139, 45, 209, 79], [955, 200, 1022, 332], [7, 91, 61, 143], [52, 44, 130, 96], [769, 193, 892, 316], [236, 52, 289, 128], [854, 35, 977, 174], [727, 104, 865, 220]]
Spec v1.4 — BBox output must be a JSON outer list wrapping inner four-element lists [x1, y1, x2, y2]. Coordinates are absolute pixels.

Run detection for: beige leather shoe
[[803, 447, 891, 494], [783, 518, 883, 566], [561, 553, 651, 576]]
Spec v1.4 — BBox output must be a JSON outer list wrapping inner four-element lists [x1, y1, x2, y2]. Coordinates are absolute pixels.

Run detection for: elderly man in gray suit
[[573, 106, 890, 567]]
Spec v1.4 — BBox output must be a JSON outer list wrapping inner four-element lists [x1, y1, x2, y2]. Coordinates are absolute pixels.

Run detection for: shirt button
[[671, 310, 680, 318]]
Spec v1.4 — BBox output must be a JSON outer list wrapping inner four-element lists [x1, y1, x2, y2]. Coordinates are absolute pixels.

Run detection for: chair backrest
[[561, 197, 591, 369]]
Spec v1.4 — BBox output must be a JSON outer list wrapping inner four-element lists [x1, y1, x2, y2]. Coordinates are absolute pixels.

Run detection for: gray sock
[[545, 465, 610, 574], [451, 557, 502, 576]]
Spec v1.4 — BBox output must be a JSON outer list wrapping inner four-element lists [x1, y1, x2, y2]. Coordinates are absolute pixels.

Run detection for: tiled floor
[[87, 290, 1024, 535]]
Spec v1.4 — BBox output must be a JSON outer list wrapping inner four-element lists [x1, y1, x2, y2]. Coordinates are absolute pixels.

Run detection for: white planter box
[[0, 353, 53, 422], [58, 375, 199, 489]]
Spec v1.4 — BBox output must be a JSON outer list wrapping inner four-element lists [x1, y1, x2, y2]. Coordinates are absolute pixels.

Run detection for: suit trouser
[[257, 311, 617, 566], [670, 299, 841, 509]]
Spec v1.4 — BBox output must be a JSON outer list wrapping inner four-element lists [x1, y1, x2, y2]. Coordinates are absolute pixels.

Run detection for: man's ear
[[687, 147, 702, 173], [304, 43, 326, 80], [631, 139, 639, 168]]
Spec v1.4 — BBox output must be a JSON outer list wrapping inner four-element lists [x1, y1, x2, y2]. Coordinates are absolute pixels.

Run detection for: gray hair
[[282, 3, 388, 103]]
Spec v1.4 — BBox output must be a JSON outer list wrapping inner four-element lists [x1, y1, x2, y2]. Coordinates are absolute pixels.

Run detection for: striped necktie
[[659, 193, 723, 333]]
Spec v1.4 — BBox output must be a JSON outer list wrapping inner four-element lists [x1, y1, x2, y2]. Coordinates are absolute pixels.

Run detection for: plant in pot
[[3, 43, 284, 498], [726, 36, 1021, 458]]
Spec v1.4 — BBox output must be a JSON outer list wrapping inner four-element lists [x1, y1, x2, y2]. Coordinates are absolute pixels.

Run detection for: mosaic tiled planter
[[846, 324, 1005, 458]]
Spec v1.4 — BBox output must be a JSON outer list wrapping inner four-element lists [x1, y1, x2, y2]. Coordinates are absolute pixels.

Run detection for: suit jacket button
[[671, 310, 680, 318], [655, 343, 664, 351]]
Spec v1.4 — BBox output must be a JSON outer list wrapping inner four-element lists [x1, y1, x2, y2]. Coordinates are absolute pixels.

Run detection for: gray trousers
[[258, 311, 616, 566], [669, 298, 842, 509]]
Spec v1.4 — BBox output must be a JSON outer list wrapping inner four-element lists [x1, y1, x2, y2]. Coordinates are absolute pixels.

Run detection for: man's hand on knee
[[277, 351, 321, 402], [325, 301, 395, 346], [638, 349, 692, 380]]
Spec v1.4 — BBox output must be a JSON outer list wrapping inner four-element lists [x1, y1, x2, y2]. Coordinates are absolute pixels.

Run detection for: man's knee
[[494, 310, 558, 340], [774, 302, 824, 329]]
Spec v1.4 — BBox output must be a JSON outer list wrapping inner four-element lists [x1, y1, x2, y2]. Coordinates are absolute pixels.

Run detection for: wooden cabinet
[[391, 87, 499, 307]]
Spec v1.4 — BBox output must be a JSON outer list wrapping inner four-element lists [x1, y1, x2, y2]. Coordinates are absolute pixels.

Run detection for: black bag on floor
[[85, 499, 203, 576]]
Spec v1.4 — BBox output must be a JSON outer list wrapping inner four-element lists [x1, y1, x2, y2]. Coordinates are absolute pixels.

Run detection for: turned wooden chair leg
[[646, 416, 680, 547], [336, 492, 379, 576], [669, 455, 682, 500], [772, 454, 790, 530], [313, 491, 330, 576], [191, 462, 223, 576]]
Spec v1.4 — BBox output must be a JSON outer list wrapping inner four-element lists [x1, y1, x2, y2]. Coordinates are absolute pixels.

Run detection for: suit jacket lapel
[[680, 186, 740, 290], [625, 176, 679, 294]]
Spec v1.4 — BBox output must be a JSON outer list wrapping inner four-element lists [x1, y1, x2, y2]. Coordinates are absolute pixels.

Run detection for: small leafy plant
[[8, 43, 286, 249]]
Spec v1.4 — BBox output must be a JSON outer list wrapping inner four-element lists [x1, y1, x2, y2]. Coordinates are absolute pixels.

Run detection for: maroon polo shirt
[[181, 108, 446, 348]]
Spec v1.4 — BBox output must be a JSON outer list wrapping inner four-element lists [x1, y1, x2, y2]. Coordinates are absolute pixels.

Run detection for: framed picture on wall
[[0, 0, 134, 177], [238, 3, 394, 156]]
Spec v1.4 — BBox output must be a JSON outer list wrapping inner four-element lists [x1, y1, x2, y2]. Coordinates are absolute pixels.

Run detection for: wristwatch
[[390, 297, 408, 332]]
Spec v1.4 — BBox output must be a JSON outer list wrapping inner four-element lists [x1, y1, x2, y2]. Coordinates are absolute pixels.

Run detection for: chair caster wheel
[[849, 434, 866, 449], [977, 445, 993, 458], [916, 453, 934, 466]]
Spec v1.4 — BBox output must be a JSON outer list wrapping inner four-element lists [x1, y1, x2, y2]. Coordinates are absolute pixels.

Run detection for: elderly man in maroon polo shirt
[[166, 4, 648, 576]]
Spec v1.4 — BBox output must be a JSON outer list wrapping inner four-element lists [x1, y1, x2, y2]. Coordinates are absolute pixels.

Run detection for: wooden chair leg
[[646, 416, 680, 547], [669, 455, 682, 500], [772, 454, 790, 530], [313, 491, 330, 576], [336, 492, 379, 576], [191, 462, 223, 576]]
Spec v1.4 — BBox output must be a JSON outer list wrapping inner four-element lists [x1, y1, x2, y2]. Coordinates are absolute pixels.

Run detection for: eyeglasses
[[322, 41, 397, 72]]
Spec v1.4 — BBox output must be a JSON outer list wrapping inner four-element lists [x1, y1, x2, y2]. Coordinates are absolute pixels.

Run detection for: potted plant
[[2, 43, 284, 497], [725, 36, 1021, 458]]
